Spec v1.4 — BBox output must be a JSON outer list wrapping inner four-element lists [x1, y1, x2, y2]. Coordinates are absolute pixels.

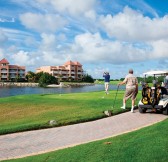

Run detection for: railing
[[18, 71, 25, 74], [1, 75, 7, 78], [61, 72, 68, 74], [9, 71, 17, 73]]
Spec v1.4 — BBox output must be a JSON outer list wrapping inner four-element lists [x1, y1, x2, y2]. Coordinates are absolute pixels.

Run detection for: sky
[[0, 0, 168, 79]]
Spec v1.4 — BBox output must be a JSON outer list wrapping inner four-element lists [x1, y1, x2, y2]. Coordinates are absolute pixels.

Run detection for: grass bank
[[0, 90, 141, 135], [3, 118, 168, 162], [94, 80, 120, 85]]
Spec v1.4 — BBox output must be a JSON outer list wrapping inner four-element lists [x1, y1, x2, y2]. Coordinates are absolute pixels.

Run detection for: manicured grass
[[3, 118, 168, 162], [0, 90, 141, 135], [94, 80, 120, 85]]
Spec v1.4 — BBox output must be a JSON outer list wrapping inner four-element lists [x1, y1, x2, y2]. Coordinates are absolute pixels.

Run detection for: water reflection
[[0, 84, 126, 98]]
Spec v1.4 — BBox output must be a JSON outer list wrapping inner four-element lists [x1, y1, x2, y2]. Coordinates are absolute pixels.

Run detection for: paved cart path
[[0, 110, 167, 161]]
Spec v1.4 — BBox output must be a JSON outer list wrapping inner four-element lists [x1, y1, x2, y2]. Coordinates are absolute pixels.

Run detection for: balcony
[[9, 71, 17, 73], [1, 70, 8, 73], [1, 75, 7, 78], [18, 71, 25, 74], [77, 72, 83, 74], [62, 76, 68, 78], [53, 71, 59, 74], [10, 76, 16, 78], [61, 71, 68, 74]]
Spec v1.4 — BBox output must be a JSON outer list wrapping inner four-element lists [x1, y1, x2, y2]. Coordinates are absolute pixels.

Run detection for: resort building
[[0, 58, 26, 81], [36, 61, 84, 81]]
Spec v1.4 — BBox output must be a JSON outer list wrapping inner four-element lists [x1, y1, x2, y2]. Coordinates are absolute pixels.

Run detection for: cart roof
[[143, 70, 168, 76]]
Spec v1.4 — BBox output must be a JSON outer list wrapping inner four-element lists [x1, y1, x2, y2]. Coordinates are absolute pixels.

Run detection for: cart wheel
[[139, 107, 146, 113], [163, 105, 168, 115]]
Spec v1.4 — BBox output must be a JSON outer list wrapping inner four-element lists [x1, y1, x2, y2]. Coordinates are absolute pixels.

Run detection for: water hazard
[[0, 84, 126, 98]]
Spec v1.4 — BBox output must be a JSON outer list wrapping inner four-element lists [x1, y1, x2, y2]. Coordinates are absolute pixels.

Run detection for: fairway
[[0, 90, 141, 135]]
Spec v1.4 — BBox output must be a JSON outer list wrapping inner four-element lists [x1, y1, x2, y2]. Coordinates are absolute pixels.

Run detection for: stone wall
[[0, 82, 39, 87]]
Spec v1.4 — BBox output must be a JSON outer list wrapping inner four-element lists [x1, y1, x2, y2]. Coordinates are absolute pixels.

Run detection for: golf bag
[[141, 86, 162, 106], [141, 87, 152, 105]]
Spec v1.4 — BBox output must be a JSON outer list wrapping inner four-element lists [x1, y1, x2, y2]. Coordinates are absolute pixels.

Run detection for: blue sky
[[0, 0, 168, 79]]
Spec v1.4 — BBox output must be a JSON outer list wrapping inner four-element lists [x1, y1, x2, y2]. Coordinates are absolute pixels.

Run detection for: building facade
[[36, 61, 84, 81], [0, 58, 26, 81]]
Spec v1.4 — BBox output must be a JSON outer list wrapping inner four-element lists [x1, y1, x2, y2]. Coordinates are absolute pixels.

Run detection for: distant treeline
[[96, 76, 165, 83]]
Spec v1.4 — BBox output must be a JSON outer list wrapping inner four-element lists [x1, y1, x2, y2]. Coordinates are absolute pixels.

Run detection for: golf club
[[112, 85, 119, 108]]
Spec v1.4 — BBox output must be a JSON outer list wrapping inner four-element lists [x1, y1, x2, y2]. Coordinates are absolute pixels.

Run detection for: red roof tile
[[64, 60, 75, 66], [9, 65, 25, 70], [0, 58, 9, 64], [74, 61, 82, 66]]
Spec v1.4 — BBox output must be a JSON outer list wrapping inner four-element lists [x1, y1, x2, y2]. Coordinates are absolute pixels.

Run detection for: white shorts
[[105, 82, 109, 86]]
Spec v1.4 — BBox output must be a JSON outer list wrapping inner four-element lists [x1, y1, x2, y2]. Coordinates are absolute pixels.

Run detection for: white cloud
[[84, 10, 97, 20], [11, 51, 35, 66], [41, 33, 57, 49], [99, 6, 168, 41], [0, 27, 33, 43], [35, 33, 69, 66], [1, 0, 168, 79], [24, 36, 39, 48], [71, 32, 150, 64], [150, 40, 168, 58], [49, 0, 96, 16], [19, 13, 67, 33], [41, 51, 66, 66]]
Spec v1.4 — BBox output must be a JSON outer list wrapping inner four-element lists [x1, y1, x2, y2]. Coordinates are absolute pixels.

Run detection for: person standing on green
[[103, 72, 110, 94], [118, 69, 138, 113]]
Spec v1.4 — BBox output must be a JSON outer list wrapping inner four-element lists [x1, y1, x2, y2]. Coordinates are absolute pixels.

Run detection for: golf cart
[[138, 71, 168, 115]]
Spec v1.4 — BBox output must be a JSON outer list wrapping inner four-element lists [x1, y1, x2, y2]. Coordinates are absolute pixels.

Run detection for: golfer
[[118, 69, 138, 113], [103, 72, 110, 94]]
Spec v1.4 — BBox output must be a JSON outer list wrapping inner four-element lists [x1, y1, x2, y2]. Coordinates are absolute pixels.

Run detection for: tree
[[26, 71, 36, 82], [35, 72, 44, 83], [120, 78, 125, 81], [145, 76, 153, 83], [137, 77, 143, 83], [68, 76, 73, 82], [38, 72, 58, 87], [158, 76, 164, 83], [82, 74, 94, 83]]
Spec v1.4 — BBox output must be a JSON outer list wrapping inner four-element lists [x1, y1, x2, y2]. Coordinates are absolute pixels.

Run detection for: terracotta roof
[[74, 61, 82, 66], [9, 65, 25, 70], [0, 58, 9, 64], [64, 60, 75, 66]]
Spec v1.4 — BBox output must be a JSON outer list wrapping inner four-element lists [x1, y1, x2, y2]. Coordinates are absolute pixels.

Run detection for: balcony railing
[[77, 72, 83, 74], [1, 75, 7, 78], [1, 70, 8, 73], [61, 72, 68, 74], [9, 71, 17, 73], [18, 71, 25, 74]]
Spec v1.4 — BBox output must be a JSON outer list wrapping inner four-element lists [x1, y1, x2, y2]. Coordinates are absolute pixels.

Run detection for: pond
[[0, 84, 126, 98]]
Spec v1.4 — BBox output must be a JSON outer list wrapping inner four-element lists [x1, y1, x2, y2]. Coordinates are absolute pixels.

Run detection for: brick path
[[0, 110, 167, 161]]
